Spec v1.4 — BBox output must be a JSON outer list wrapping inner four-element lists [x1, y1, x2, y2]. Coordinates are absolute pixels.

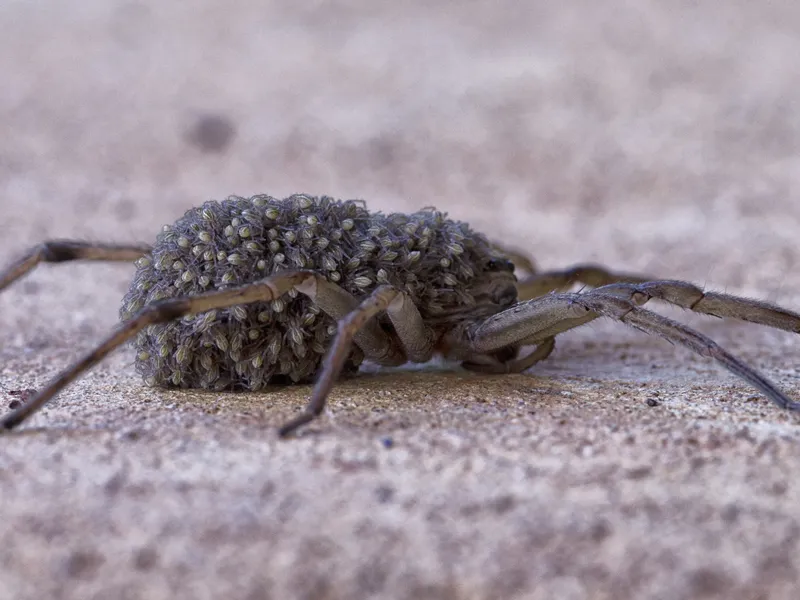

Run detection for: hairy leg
[[278, 286, 400, 436], [0, 271, 406, 431], [278, 286, 444, 436], [595, 280, 800, 333], [465, 291, 800, 412], [0, 240, 152, 292], [516, 264, 653, 300], [384, 293, 436, 362]]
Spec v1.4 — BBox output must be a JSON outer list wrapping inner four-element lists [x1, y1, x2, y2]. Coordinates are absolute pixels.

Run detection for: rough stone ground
[[1, 1, 800, 598]]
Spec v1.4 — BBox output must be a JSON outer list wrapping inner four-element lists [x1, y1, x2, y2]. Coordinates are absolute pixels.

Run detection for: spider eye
[[487, 258, 514, 273]]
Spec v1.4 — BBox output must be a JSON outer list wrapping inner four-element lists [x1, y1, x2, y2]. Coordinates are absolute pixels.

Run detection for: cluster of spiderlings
[[120, 193, 501, 391]]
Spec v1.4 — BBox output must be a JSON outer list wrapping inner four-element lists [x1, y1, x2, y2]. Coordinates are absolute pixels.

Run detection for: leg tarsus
[[277, 412, 317, 437], [577, 292, 800, 412]]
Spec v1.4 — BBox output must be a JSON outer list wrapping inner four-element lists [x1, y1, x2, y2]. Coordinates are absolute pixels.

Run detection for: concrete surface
[[2, 1, 800, 598]]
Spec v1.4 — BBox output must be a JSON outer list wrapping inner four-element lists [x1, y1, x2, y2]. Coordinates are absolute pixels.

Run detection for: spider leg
[[383, 292, 436, 363], [516, 264, 654, 300], [0, 271, 408, 431], [595, 280, 800, 333], [462, 337, 556, 374], [279, 285, 406, 437], [0, 240, 152, 293], [465, 291, 800, 412]]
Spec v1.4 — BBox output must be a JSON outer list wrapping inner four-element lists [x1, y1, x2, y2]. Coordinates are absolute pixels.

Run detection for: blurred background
[[2, 2, 800, 598]]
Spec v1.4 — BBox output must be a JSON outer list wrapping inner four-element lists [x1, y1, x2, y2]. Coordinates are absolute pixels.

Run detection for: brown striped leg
[[0, 240, 153, 293], [595, 280, 800, 333], [465, 291, 800, 412], [1, 272, 406, 431], [278, 286, 403, 437]]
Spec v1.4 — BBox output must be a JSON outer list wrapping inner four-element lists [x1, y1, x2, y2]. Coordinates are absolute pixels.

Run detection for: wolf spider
[[1, 194, 799, 437]]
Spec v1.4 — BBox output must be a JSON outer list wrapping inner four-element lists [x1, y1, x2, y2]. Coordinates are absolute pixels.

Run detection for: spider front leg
[[0, 240, 152, 292], [595, 280, 800, 333], [464, 291, 800, 412]]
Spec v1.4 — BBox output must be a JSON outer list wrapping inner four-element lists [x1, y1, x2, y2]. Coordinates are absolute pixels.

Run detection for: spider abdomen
[[119, 194, 498, 390]]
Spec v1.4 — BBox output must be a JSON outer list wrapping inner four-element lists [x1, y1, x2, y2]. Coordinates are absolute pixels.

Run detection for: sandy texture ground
[[2, 1, 800, 598]]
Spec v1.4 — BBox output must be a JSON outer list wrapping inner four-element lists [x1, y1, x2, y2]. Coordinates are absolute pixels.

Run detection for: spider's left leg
[[278, 286, 436, 437], [516, 264, 654, 300], [0, 241, 151, 293], [464, 292, 800, 411], [593, 280, 800, 334]]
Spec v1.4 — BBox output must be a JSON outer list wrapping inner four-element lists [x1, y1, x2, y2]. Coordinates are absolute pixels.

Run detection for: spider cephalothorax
[[2, 193, 800, 437]]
